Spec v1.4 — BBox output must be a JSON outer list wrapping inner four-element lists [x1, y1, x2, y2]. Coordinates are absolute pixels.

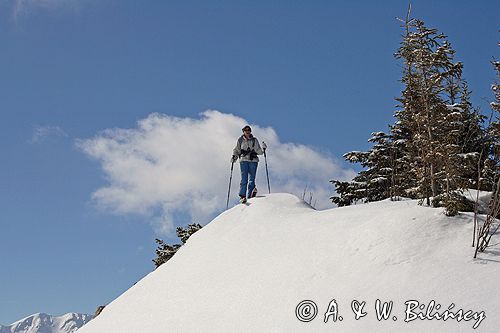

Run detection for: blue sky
[[0, 0, 498, 324]]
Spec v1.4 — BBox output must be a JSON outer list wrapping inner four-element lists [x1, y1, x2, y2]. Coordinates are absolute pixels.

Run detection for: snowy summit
[[0, 313, 92, 333], [78, 193, 499, 332]]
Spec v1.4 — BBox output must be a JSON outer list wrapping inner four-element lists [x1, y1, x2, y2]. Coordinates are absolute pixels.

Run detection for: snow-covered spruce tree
[[362, 132, 397, 201], [330, 179, 362, 207], [332, 16, 486, 215], [481, 71, 499, 192], [393, 18, 485, 215], [474, 42, 500, 257], [453, 83, 490, 191], [433, 81, 488, 214], [331, 130, 409, 205], [395, 19, 462, 205], [486, 47, 500, 196], [488, 56, 500, 187], [152, 223, 203, 268], [389, 102, 418, 199]]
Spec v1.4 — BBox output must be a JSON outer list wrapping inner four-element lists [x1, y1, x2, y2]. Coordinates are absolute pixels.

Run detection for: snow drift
[[78, 193, 499, 332]]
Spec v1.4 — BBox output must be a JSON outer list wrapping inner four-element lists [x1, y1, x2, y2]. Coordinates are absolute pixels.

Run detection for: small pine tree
[[153, 239, 181, 268], [176, 223, 203, 244], [153, 223, 203, 268]]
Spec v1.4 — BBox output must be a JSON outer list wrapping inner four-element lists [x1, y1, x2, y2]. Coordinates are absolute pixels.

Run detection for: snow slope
[[0, 313, 92, 333], [78, 193, 500, 332]]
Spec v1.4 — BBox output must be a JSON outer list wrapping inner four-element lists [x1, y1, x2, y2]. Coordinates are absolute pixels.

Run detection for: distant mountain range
[[0, 313, 92, 333]]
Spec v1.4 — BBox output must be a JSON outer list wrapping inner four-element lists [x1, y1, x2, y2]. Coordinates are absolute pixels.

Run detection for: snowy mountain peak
[[0, 313, 92, 333], [78, 193, 499, 332]]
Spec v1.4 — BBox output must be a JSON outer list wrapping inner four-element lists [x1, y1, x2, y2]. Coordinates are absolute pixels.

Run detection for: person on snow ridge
[[231, 125, 267, 203]]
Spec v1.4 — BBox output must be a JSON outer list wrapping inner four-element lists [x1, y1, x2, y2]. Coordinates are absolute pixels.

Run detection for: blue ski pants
[[239, 161, 258, 198]]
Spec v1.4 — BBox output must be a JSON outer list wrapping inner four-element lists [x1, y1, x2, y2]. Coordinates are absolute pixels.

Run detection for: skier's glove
[[231, 155, 238, 163], [262, 141, 267, 150]]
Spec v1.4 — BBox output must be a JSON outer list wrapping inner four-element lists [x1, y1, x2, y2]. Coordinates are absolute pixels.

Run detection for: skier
[[231, 125, 267, 204]]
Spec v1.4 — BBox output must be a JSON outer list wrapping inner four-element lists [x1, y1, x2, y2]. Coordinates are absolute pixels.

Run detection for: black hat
[[242, 125, 252, 132]]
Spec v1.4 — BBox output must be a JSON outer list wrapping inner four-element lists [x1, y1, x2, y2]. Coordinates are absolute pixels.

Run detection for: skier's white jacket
[[233, 134, 264, 162]]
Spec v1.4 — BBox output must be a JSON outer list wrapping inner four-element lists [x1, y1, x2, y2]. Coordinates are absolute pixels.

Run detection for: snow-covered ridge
[[78, 193, 500, 332], [0, 313, 92, 333]]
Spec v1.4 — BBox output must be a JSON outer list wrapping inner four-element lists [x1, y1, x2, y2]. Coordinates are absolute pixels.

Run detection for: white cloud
[[77, 111, 356, 234], [30, 125, 68, 143], [11, 0, 86, 20]]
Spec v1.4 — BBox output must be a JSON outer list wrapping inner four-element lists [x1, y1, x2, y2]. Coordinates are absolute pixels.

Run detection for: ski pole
[[263, 143, 271, 194], [226, 160, 235, 209]]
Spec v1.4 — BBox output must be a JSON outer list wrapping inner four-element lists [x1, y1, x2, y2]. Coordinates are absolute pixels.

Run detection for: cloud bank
[[77, 111, 355, 234]]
